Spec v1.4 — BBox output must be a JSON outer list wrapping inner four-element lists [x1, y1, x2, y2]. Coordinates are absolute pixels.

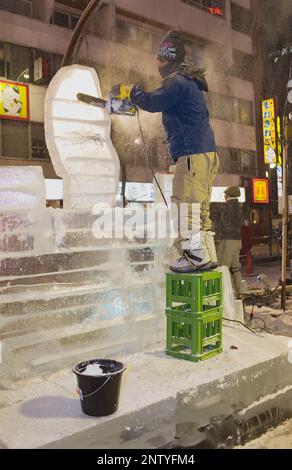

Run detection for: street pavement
[[242, 260, 292, 338], [238, 418, 292, 449]]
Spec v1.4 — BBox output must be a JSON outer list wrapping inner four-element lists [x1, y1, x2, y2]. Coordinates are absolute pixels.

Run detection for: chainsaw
[[77, 84, 136, 116]]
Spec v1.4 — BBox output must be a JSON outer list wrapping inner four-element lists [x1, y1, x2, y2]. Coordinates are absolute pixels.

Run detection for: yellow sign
[[262, 98, 277, 164], [0, 80, 30, 121], [253, 178, 269, 204]]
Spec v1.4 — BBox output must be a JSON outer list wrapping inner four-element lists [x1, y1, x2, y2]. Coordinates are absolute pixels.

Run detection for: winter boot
[[205, 231, 219, 269], [169, 231, 214, 273]]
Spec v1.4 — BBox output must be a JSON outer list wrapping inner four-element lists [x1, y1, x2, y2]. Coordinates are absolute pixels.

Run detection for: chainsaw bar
[[76, 92, 136, 116], [77, 93, 107, 108]]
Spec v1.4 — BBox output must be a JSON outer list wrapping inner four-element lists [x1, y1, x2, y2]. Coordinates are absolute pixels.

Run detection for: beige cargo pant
[[172, 152, 219, 254], [218, 239, 242, 296]]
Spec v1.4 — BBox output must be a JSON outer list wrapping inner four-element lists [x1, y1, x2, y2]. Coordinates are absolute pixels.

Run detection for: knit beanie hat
[[224, 186, 241, 198], [156, 30, 186, 63]]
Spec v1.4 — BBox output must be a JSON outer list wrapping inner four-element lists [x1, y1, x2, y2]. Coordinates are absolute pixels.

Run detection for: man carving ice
[[121, 30, 219, 272]]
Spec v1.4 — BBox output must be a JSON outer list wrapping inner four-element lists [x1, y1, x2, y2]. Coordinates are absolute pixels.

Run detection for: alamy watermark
[[91, 202, 201, 240]]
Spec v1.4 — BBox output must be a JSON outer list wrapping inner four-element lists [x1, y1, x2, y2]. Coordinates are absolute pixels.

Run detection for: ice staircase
[[0, 205, 168, 382]]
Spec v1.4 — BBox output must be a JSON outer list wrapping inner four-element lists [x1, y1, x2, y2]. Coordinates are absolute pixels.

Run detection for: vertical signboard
[[253, 178, 270, 204], [277, 116, 283, 198], [262, 98, 277, 164]]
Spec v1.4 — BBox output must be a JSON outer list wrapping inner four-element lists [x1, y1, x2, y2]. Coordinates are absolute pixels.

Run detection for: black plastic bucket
[[72, 359, 126, 417]]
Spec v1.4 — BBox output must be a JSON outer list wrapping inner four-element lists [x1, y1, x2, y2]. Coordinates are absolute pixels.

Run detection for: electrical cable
[[247, 316, 274, 335], [222, 316, 257, 334], [223, 314, 274, 335], [242, 281, 281, 303], [136, 108, 168, 208], [243, 296, 275, 335]]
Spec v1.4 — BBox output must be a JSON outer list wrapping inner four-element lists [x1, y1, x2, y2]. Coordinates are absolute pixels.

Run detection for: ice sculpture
[[45, 65, 120, 209], [0, 68, 170, 382], [0, 166, 46, 211], [0, 166, 50, 255]]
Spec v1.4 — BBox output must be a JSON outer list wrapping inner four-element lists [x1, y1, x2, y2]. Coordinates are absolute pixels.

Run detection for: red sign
[[252, 178, 269, 204]]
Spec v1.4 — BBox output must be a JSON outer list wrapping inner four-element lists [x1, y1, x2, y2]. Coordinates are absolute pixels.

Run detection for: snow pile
[[83, 363, 105, 376]]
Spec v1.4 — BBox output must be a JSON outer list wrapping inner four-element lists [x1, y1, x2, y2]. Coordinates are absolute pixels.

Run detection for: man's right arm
[[130, 77, 185, 113]]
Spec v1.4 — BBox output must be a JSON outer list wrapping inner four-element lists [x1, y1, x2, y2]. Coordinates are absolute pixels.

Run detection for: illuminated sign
[[208, 7, 223, 16], [262, 98, 277, 164], [252, 178, 269, 204], [0, 79, 30, 121], [277, 116, 282, 164], [277, 165, 283, 199]]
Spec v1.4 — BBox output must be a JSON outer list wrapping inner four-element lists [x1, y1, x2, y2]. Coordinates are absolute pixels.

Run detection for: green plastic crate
[[166, 307, 223, 362], [166, 271, 222, 313]]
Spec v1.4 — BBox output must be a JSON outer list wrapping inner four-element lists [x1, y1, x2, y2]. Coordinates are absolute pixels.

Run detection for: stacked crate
[[166, 271, 223, 362]]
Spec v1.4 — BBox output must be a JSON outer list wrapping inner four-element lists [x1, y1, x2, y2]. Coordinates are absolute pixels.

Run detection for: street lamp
[[17, 68, 30, 82]]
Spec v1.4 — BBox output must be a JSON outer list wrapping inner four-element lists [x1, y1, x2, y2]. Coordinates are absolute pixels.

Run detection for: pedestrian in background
[[217, 186, 243, 298]]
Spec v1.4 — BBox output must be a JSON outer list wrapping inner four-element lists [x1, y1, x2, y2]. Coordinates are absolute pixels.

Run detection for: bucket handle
[[78, 376, 111, 400]]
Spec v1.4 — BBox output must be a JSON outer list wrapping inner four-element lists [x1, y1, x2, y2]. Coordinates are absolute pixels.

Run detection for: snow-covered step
[[0, 304, 106, 339], [0, 244, 165, 280], [60, 232, 161, 250], [29, 337, 142, 375], [0, 249, 111, 278], [2, 314, 163, 379], [0, 266, 121, 290], [0, 286, 164, 339], [0, 280, 164, 316]]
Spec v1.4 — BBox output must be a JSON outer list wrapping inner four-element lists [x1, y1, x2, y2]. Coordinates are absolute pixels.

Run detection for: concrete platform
[[0, 324, 292, 449]]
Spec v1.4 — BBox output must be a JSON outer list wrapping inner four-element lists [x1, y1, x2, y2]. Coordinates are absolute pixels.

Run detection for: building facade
[[0, 0, 261, 188]]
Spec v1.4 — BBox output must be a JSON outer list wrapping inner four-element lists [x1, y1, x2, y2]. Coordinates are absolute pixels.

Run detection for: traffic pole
[[281, 117, 289, 310]]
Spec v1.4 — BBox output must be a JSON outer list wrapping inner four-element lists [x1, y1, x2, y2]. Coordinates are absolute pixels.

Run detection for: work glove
[[108, 84, 136, 115], [110, 84, 134, 101]]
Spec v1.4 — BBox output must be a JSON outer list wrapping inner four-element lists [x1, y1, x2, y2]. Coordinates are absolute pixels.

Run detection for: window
[[229, 148, 241, 174], [207, 92, 254, 125], [241, 150, 256, 176], [50, 10, 81, 29], [0, 42, 5, 77], [52, 54, 63, 76], [185, 39, 205, 66], [151, 31, 165, 55], [217, 146, 230, 173], [182, 0, 225, 18], [115, 19, 154, 53], [231, 3, 252, 36], [137, 28, 152, 54], [70, 14, 80, 30], [204, 92, 212, 114], [210, 92, 234, 121], [234, 99, 254, 126], [207, 43, 229, 73], [217, 147, 241, 174], [31, 123, 50, 160], [6, 43, 33, 82], [217, 147, 255, 175], [115, 20, 138, 46], [0, 0, 32, 17], [51, 11, 69, 28], [230, 49, 254, 82], [33, 50, 52, 84], [1, 120, 29, 158]]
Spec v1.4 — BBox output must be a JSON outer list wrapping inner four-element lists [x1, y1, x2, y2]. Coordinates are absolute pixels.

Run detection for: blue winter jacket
[[130, 66, 216, 162]]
